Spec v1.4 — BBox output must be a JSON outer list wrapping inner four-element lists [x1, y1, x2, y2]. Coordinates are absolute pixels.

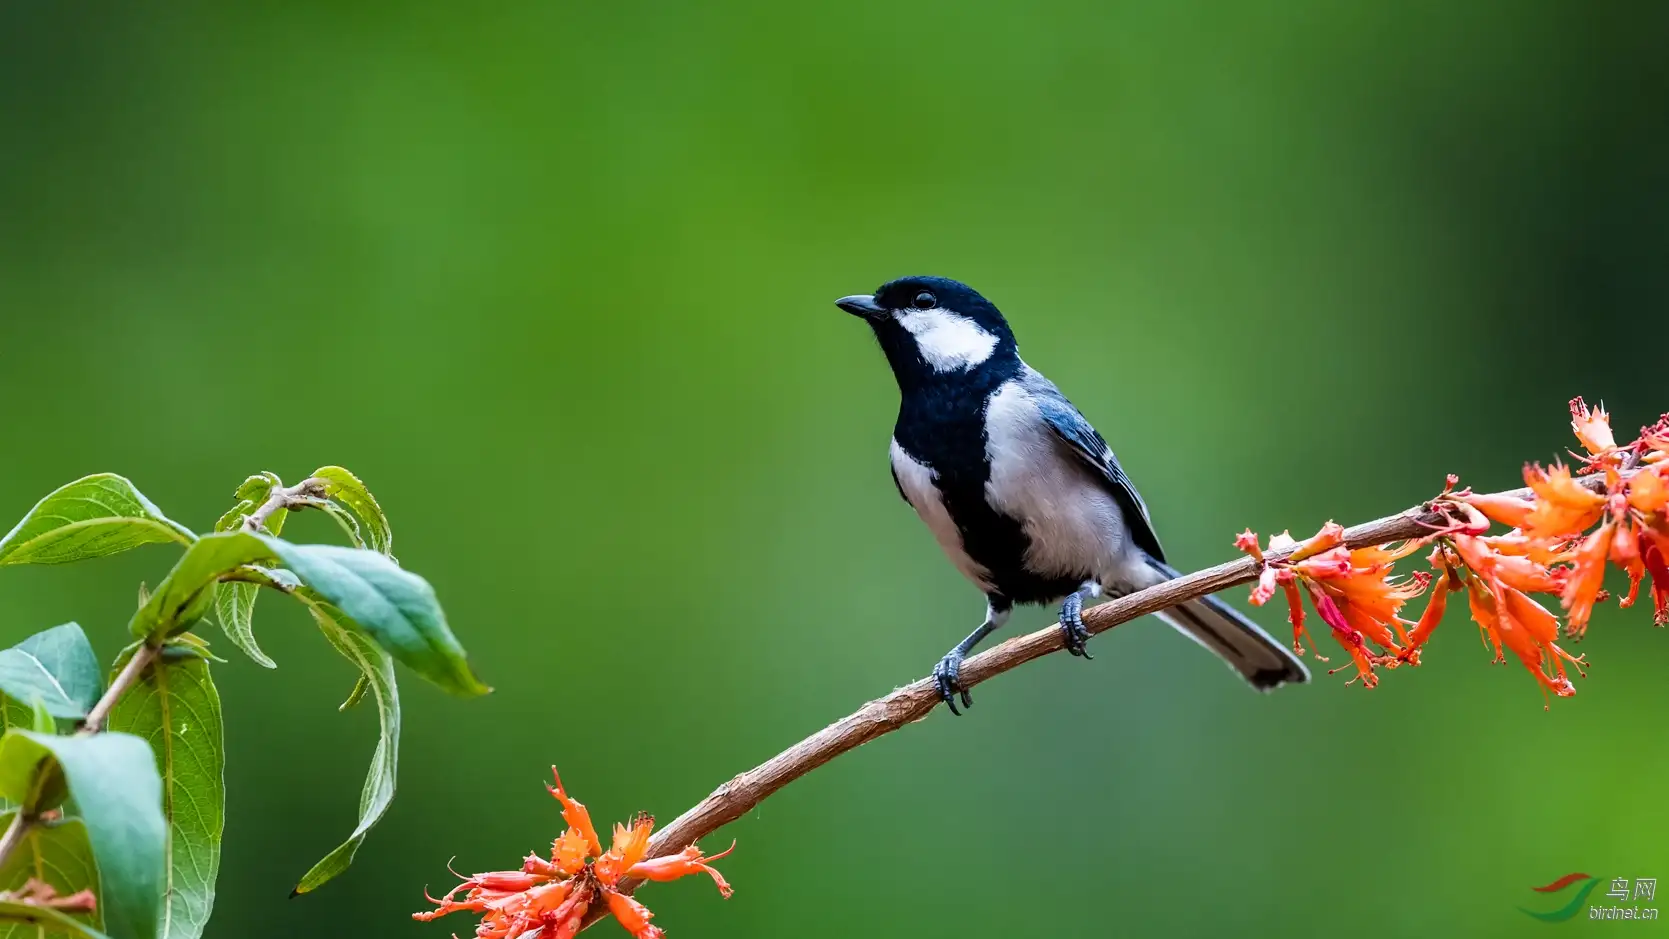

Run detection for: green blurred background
[[4, 2, 1668, 936]]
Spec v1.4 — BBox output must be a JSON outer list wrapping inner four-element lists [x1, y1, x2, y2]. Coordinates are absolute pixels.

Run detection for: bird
[[836, 275, 1309, 714]]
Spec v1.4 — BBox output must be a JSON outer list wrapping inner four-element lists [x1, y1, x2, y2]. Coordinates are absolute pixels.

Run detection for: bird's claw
[[933, 651, 973, 715], [1061, 594, 1094, 659]]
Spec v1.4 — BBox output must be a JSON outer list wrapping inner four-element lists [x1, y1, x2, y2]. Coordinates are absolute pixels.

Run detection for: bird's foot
[[1061, 592, 1093, 659], [933, 650, 973, 715]]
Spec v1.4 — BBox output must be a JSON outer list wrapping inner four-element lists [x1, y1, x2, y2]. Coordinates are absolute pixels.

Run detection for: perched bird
[[836, 276, 1309, 714]]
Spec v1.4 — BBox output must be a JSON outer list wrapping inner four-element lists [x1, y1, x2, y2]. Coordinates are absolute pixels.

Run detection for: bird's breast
[[888, 437, 995, 591]]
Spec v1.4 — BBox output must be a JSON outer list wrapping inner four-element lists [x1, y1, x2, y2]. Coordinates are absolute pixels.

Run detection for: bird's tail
[[1143, 556, 1310, 691]]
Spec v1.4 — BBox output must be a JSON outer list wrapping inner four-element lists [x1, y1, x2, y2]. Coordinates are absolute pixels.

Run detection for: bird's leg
[[933, 597, 1011, 715], [1060, 580, 1103, 658]]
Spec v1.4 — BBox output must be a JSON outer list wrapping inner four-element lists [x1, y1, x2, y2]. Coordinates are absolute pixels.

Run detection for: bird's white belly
[[889, 438, 995, 591], [983, 381, 1127, 582]]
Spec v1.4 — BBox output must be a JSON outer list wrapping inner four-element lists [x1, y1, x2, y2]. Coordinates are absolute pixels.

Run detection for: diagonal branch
[[582, 473, 1604, 926]]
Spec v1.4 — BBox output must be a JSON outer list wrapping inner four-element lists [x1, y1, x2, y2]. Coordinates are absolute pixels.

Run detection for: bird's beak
[[836, 295, 886, 318]]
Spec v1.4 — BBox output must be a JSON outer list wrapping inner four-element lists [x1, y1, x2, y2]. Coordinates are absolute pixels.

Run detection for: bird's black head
[[835, 276, 1018, 390]]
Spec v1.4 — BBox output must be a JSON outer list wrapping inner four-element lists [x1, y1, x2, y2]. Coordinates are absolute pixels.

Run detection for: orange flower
[[1448, 534, 1565, 595], [1236, 526, 1428, 682], [1304, 581, 1378, 687], [1234, 401, 1669, 706], [1289, 522, 1345, 561], [604, 890, 660, 938], [593, 815, 655, 885], [1297, 540, 1428, 659], [1643, 417, 1669, 464], [1641, 530, 1669, 625], [1611, 516, 1645, 609], [630, 844, 736, 895], [1464, 574, 1505, 664], [1280, 574, 1316, 658], [1236, 407, 1669, 706], [1522, 463, 1605, 542], [552, 827, 591, 877], [1457, 492, 1535, 530], [1560, 520, 1612, 640], [1569, 396, 1617, 457], [1399, 557, 1460, 664], [1600, 454, 1669, 623], [415, 767, 733, 939], [1477, 530, 1573, 566], [1629, 466, 1668, 515], [1237, 529, 1318, 656], [1497, 583, 1583, 704], [547, 768, 603, 860]]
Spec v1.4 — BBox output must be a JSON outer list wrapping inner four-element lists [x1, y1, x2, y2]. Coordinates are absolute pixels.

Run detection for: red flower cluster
[[1236, 524, 1428, 688], [1237, 398, 1669, 704], [414, 768, 733, 939]]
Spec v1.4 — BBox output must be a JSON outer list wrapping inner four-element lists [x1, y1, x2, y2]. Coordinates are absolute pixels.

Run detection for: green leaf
[[233, 474, 279, 505], [210, 564, 300, 670], [338, 676, 369, 712], [16, 627, 103, 717], [0, 476, 194, 567], [309, 468, 392, 556], [0, 704, 34, 815], [129, 534, 273, 642], [0, 625, 103, 720], [290, 603, 397, 895], [258, 541, 487, 697], [209, 578, 272, 670], [0, 732, 165, 939], [128, 531, 484, 693], [210, 504, 247, 536], [0, 813, 105, 938], [291, 498, 364, 550], [107, 647, 222, 939]]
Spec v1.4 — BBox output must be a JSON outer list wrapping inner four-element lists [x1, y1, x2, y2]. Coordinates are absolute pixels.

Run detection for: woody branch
[[577, 470, 1613, 926]]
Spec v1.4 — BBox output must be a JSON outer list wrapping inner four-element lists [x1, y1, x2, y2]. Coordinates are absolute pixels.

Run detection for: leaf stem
[[242, 479, 327, 535], [81, 642, 160, 736], [578, 470, 1617, 930], [0, 810, 34, 867]]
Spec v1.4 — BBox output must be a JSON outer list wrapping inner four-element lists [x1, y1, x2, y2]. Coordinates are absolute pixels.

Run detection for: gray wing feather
[[1024, 372, 1167, 563]]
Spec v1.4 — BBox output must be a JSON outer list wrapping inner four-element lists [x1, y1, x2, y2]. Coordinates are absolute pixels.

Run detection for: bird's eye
[[912, 291, 937, 309]]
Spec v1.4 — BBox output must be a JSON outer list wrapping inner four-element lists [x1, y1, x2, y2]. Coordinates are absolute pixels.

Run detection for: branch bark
[[243, 478, 326, 534], [80, 642, 159, 735], [580, 472, 1608, 928]]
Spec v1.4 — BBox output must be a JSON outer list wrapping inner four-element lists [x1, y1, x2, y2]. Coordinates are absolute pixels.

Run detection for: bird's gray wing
[[1025, 373, 1167, 563]]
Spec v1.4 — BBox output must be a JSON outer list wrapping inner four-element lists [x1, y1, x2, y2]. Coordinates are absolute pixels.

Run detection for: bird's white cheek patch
[[894, 308, 998, 372]]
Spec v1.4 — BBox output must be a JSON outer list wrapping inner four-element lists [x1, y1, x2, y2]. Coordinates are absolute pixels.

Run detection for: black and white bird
[[837, 276, 1309, 714]]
